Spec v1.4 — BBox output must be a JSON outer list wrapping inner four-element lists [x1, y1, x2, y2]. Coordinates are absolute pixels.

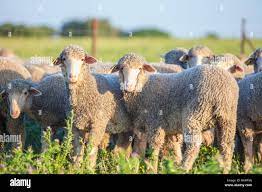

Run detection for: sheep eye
[[24, 91, 28, 95], [62, 58, 66, 61]]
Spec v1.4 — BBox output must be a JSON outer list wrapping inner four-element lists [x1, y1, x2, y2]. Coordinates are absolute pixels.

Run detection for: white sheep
[[53, 45, 133, 167], [110, 53, 239, 173]]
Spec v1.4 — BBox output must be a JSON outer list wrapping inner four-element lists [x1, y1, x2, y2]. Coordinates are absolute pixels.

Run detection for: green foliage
[[131, 28, 170, 37], [205, 32, 220, 39], [0, 23, 55, 37]]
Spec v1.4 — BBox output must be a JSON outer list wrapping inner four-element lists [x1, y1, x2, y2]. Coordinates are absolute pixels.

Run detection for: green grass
[[1, 37, 262, 62], [0, 115, 261, 174]]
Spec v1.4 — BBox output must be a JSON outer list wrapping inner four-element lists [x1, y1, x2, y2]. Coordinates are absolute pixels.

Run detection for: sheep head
[[0, 80, 41, 119], [245, 48, 262, 73], [53, 44, 97, 83], [110, 53, 156, 92], [179, 45, 214, 68]]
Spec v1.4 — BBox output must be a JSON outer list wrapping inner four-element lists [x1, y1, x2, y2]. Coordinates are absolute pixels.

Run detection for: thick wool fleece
[[0, 57, 31, 149], [118, 56, 238, 173], [237, 72, 262, 172], [9, 73, 69, 129], [65, 64, 132, 165]]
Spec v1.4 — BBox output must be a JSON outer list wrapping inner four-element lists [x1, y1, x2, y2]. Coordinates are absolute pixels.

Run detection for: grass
[[0, 114, 261, 174], [0, 36, 262, 174], [1, 37, 262, 62]]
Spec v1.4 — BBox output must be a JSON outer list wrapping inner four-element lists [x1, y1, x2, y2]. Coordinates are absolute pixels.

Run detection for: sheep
[[162, 48, 188, 69], [0, 57, 31, 149], [23, 59, 61, 82], [179, 45, 213, 68], [89, 61, 183, 74], [110, 53, 239, 173], [0, 73, 69, 143], [0, 48, 17, 58], [244, 48, 262, 73], [53, 44, 132, 167], [204, 53, 246, 81], [181, 47, 245, 80], [0, 48, 24, 65], [237, 72, 262, 172], [150, 63, 183, 73]]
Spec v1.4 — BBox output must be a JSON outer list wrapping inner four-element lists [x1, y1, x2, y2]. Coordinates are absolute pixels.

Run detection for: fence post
[[91, 19, 98, 57], [240, 18, 255, 58]]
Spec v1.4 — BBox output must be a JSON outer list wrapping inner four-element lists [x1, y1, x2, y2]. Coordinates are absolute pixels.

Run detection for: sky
[[0, 0, 261, 38]]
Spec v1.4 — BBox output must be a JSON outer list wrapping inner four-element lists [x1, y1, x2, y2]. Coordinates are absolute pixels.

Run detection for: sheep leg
[[146, 127, 165, 173], [182, 130, 202, 172], [257, 136, 262, 162], [171, 134, 183, 165], [114, 131, 133, 156], [131, 130, 147, 158], [72, 127, 86, 165], [217, 118, 236, 174], [86, 124, 107, 169]]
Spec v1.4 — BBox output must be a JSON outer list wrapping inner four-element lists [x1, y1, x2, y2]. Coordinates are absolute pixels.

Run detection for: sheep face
[[0, 81, 42, 119], [180, 46, 213, 68], [245, 48, 262, 73], [111, 54, 156, 92], [54, 45, 97, 83]]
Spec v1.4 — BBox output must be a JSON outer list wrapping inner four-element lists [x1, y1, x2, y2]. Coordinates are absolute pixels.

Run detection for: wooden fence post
[[240, 18, 255, 58], [91, 19, 98, 57]]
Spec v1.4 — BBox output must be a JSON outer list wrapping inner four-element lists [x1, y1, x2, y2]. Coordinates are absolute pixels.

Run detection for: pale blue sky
[[0, 0, 261, 38]]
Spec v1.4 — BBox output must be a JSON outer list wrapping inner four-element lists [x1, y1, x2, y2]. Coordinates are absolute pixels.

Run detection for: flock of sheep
[[0, 45, 261, 174]]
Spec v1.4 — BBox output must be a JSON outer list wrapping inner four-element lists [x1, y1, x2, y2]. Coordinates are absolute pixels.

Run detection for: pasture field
[[1, 37, 262, 62], [0, 37, 262, 174]]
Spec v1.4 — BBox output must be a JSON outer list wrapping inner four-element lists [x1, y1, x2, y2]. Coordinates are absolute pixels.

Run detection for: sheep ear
[[109, 64, 120, 73], [229, 64, 244, 73], [244, 58, 255, 65], [143, 64, 157, 73], [179, 54, 189, 62], [53, 57, 62, 65], [29, 87, 42, 96], [84, 55, 97, 64]]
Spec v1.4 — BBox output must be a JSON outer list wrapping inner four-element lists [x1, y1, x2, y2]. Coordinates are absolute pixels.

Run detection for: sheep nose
[[10, 110, 20, 119], [68, 74, 78, 83]]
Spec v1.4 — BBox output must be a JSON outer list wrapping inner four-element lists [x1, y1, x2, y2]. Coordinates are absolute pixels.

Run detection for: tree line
[[0, 19, 170, 37]]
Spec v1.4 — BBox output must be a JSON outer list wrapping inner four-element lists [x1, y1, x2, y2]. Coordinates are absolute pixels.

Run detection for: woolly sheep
[[1, 73, 70, 151], [0, 48, 16, 58], [110, 53, 239, 173], [89, 62, 183, 74], [181, 48, 245, 80], [180, 45, 213, 68], [0, 57, 31, 148], [53, 45, 132, 167], [162, 48, 188, 69], [0, 48, 24, 65], [24, 59, 61, 82], [244, 48, 262, 73], [204, 53, 245, 80], [237, 72, 262, 172], [150, 63, 183, 73]]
